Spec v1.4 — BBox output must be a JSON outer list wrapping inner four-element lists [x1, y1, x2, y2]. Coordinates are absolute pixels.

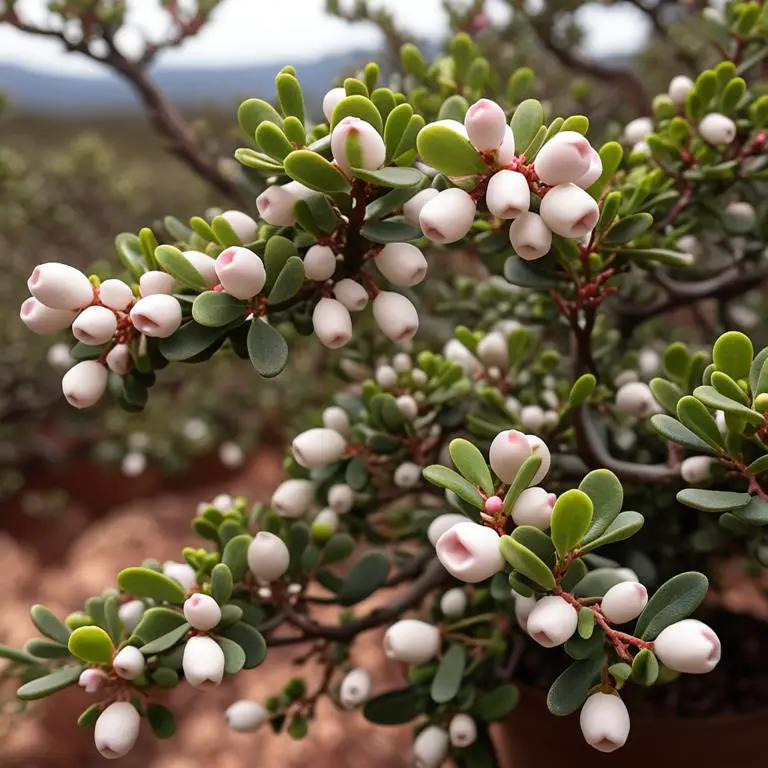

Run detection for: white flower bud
[[396, 394, 418, 420], [383, 619, 441, 664], [322, 405, 349, 435], [449, 713, 477, 748], [419, 188, 476, 244], [412, 368, 428, 387], [615, 381, 658, 418], [72, 305, 117, 345], [575, 147, 603, 189], [220, 209, 258, 243], [513, 592, 537, 632], [443, 338, 481, 375], [79, 668, 107, 694], [331, 116, 386, 175], [312, 297, 352, 349], [497, 124, 516, 165], [527, 434, 551, 485], [119, 600, 145, 634], [539, 183, 600, 238], [163, 561, 197, 592], [403, 188, 440, 226], [130, 295, 182, 339], [292, 427, 347, 469], [113, 645, 145, 680], [313, 507, 339, 538], [372, 291, 419, 342], [46, 344, 72, 368], [215, 246, 266, 299], [624, 117, 653, 145], [62, 360, 108, 409], [725, 200, 756, 229], [94, 701, 141, 759], [638, 347, 660, 377], [464, 98, 507, 151], [511, 487, 556, 529], [121, 451, 147, 477], [681, 455, 716, 484], [256, 181, 313, 226], [580, 693, 630, 753], [183, 634, 225, 689], [322, 87, 346, 122], [653, 619, 721, 674], [436, 521, 504, 583], [183, 593, 222, 631], [333, 279, 369, 311], [105, 344, 133, 375], [27, 262, 93, 311], [226, 700, 269, 732], [375, 242, 428, 287], [413, 726, 449, 768], [489, 429, 532, 483], [219, 441, 245, 468], [20, 297, 76, 335], [534, 131, 593, 186], [339, 667, 372, 709], [485, 170, 530, 220], [440, 587, 468, 619], [139, 270, 177, 296], [393, 352, 412, 372], [427, 513, 468, 547], [375, 364, 398, 389], [304, 244, 337, 281], [508, 212, 552, 261], [328, 483, 355, 514], [600, 581, 648, 624], [212, 493, 233, 511], [668, 75, 694, 106], [632, 141, 651, 156], [247, 531, 290, 582], [182, 250, 218, 287], [614, 370, 639, 389], [98, 279, 134, 311], [394, 461, 422, 489], [520, 404, 545, 432], [699, 113, 737, 146], [526, 595, 578, 647], [271, 478, 316, 517]]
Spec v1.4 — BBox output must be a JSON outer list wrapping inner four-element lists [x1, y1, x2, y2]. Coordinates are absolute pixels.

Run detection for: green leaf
[[693, 385, 763, 425], [30, 605, 71, 645], [546, 654, 605, 716], [219, 623, 267, 668], [276, 73, 305, 123], [449, 438, 493, 495], [115, 232, 146, 278], [734, 496, 768, 525], [238, 98, 283, 139], [17, 666, 83, 701], [509, 525, 555, 565], [268, 256, 305, 304], [211, 216, 242, 247], [25, 638, 72, 659], [504, 257, 559, 288], [565, 627, 605, 660], [363, 686, 428, 725], [573, 569, 628, 598], [247, 319, 289, 378], [711, 370, 749, 404], [551, 490, 593, 557], [664, 342, 691, 382], [235, 147, 285, 173], [431, 644, 466, 703], [589, 142, 623, 199], [502, 455, 543, 515], [650, 414, 716, 453], [284, 150, 351, 193], [635, 572, 709, 640], [416, 123, 486, 177], [749, 347, 768, 395], [192, 292, 248, 328], [255, 121, 293, 161], [384, 103, 414, 161], [470, 684, 519, 721], [351, 166, 424, 188], [158, 321, 228, 362], [222, 534, 253, 582], [568, 374, 596, 407], [511, 99, 545, 153], [152, 667, 180, 688], [67, 626, 113, 665], [618, 248, 693, 268], [147, 703, 177, 739], [78, 703, 102, 728], [713, 331, 753, 380], [131, 607, 186, 645], [103, 596, 121, 645], [117, 567, 187, 604], [216, 636, 246, 675], [211, 564, 233, 606], [580, 469, 624, 543], [677, 488, 751, 513], [747, 455, 768, 475], [631, 648, 659, 686], [578, 607, 595, 639], [580, 511, 644, 553], [139, 623, 191, 655], [330, 94, 384, 133], [499, 536, 555, 590], [321, 533, 356, 565], [676, 396, 725, 450], [609, 663, 632, 688], [371, 87, 396, 121], [338, 552, 390, 605], [393, 114, 425, 160], [423, 465, 484, 509], [0, 644, 38, 665], [360, 217, 421, 243], [154, 245, 208, 291], [507, 67, 534, 103], [650, 378, 683, 414], [603, 213, 653, 245]]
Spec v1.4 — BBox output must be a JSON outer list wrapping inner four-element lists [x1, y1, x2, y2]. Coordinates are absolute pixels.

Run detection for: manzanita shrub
[[6, 1, 768, 763]]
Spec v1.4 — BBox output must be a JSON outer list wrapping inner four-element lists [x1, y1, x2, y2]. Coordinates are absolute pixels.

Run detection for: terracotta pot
[[494, 686, 767, 768]]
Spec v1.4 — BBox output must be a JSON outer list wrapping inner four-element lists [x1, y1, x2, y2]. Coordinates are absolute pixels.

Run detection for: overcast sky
[[0, 0, 647, 76]]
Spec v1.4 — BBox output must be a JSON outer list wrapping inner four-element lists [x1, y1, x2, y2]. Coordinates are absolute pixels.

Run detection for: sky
[[0, 0, 647, 76]]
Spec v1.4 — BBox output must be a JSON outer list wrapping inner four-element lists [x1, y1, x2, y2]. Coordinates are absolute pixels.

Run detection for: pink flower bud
[[383, 619, 440, 664], [403, 188, 440, 226], [600, 581, 648, 624], [486, 170, 530, 219], [496, 125, 516, 165], [419, 188, 476, 244], [575, 147, 603, 189], [427, 513, 468, 547], [322, 87, 346, 122], [292, 427, 347, 469], [477, 331, 508, 369], [94, 701, 140, 759], [624, 117, 653, 145], [699, 113, 736, 145], [449, 713, 477, 748], [312, 297, 353, 348], [464, 98, 507, 151], [375, 242, 428, 287], [615, 381, 658, 418], [139, 270, 177, 296], [226, 700, 269, 732], [580, 693, 630, 753], [396, 394, 418, 420], [248, 531, 290, 581], [339, 667, 372, 709], [27, 262, 94, 311], [19, 297, 76, 335], [394, 461, 422, 489], [413, 726, 449, 768], [511, 487, 556, 529], [113, 645, 145, 680], [372, 291, 419, 342], [534, 131, 593, 186], [220, 209, 258, 243], [163, 561, 197, 592], [539, 183, 600, 238], [130, 295, 182, 338], [304, 244, 337, 281], [668, 75, 694, 106], [440, 587, 468, 618], [72, 305, 117, 345], [183, 635, 225, 689], [183, 250, 218, 287], [62, 360, 108, 409], [328, 483, 355, 513], [508, 212, 552, 261], [526, 595, 578, 647], [489, 429, 532, 483], [331, 116, 386, 175], [436, 521, 504, 583], [183, 593, 222, 631], [485, 496, 503, 514], [256, 181, 314, 226], [322, 405, 349, 435], [79, 668, 107, 694], [105, 344, 133, 375], [215, 246, 266, 299], [271, 479, 316, 517], [653, 619, 721, 674], [333, 279, 369, 311], [98, 279, 134, 311]]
